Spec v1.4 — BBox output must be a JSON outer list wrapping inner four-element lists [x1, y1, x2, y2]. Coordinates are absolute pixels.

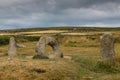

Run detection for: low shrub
[[0, 36, 9, 46], [0, 35, 40, 46], [14, 35, 40, 42]]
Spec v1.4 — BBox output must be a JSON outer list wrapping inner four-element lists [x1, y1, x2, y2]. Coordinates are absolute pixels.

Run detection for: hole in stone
[[45, 45, 53, 55], [32, 69, 46, 74]]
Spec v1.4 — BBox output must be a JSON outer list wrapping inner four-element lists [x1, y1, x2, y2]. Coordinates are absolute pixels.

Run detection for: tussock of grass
[[72, 55, 97, 70], [93, 61, 120, 73], [72, 55, 120, 79]]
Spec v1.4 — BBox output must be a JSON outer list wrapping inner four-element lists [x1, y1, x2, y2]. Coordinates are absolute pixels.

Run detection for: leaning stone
[[8, 37, 17, 57], [33, 36, 49, 59], [100, 33, 115, 63]]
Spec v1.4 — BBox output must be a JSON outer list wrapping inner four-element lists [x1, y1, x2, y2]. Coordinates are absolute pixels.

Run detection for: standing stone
[[33, 36, 48, 59], [100, 33, 115, 63], [33, 35, 63, 59], [8, 37, 17, 56]]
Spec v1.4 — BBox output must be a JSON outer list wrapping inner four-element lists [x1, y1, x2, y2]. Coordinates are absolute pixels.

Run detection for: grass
[[0, 57, 80, 80], [65, 41, 100, 47], [1, 29, 120, 80]]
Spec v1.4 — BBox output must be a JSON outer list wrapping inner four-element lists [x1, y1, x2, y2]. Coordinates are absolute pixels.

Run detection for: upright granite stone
[[33, 35, 63, 59], [100, 33, 115, 63], [8, 37, 17, 56]]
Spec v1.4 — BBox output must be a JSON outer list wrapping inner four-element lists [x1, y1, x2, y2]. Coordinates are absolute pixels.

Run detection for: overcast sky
[[0, 0, 120, 29]]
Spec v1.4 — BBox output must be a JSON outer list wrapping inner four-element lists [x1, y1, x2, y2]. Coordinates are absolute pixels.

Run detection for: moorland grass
[[0, 30, 120, 79]]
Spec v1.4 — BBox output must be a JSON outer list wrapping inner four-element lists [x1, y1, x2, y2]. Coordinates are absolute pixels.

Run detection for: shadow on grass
[[31, 68, 46, 74]]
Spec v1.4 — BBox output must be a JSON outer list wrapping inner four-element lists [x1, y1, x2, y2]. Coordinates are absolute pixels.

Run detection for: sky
[[0, 0, 120, 29]]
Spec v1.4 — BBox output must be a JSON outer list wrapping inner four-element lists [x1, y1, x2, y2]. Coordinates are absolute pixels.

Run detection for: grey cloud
[[0, 0, 119, 16], [0, 0, 120, 29]]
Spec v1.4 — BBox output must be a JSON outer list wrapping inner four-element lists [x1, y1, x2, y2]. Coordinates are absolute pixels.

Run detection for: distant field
[[0, 30, 68, 36], [1, 27, 120, 36]]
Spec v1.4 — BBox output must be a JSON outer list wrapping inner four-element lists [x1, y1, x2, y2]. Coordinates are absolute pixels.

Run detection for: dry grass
[[0, 30, 120, 80], [0, 41, 80, 80], [0, 30, 68, 36], [0, 57, 79, 80]]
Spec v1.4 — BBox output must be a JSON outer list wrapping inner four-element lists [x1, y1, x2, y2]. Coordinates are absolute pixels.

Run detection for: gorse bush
[[0, 36, 9, 46], [0, 35, 40, 46], [15, 35, 40, 42], [24, 36, 40, 41]]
